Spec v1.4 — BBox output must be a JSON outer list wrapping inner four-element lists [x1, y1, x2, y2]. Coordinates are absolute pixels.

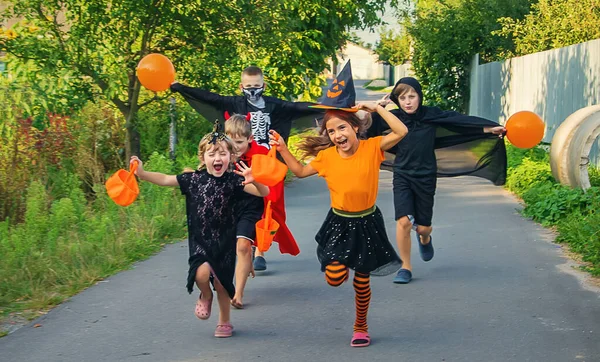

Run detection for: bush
[[0, 153, 187, 316], [556, 209, 600, 276], [505, 144, 600, 275]]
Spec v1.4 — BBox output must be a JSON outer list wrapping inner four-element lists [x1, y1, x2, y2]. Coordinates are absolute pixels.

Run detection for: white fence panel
[[469, 38, 600, 165]]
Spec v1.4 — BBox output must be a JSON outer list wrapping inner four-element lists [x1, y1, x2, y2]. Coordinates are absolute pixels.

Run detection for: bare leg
[[195, 263, 213, 300], [416, 225, 433, 245], [396, 216, 413, 271], [232, 238, 254, 308], [214, 279, 231, 325]]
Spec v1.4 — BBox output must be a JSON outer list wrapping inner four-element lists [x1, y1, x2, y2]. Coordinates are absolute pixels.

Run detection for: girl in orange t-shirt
[[269, 103, 408, 347]]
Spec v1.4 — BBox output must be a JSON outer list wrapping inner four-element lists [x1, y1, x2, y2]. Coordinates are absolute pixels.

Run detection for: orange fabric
[[242, 141, 299, 255], [309, 137, 384, 212]]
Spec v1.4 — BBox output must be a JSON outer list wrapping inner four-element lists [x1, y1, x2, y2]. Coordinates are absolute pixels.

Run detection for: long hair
[[297, 110, 372, 160]]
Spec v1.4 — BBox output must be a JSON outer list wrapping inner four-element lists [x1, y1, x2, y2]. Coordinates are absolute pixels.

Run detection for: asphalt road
[[1, 172, 599, 362]]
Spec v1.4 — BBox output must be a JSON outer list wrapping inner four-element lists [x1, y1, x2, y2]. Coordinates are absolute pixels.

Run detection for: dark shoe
[[253, 256, 267, 271], [418, 235, 434, 262], [393, 269, 412, 284]]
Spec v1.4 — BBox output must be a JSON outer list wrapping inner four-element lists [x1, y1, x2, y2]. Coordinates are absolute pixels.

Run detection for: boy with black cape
[[367, 77, 506, 284]]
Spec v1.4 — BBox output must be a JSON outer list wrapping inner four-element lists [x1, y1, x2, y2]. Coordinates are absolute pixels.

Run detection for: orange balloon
[[136, 54, 175, 92], [505, 111, 545, 149]]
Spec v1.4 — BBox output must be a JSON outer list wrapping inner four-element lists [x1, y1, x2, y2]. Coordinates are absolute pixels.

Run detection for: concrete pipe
[[550, 105, 600, 186], [565, 112, 600, 190]]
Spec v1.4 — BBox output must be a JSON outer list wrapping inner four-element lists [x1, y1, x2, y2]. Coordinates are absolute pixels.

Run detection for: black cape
[[170, 83, 323, 147], [367, 76, 506, 186], [368, 106, 507, 186]]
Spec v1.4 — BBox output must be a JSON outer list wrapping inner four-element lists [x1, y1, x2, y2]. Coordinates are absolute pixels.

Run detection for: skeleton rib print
[[249, 111, 271, 148]]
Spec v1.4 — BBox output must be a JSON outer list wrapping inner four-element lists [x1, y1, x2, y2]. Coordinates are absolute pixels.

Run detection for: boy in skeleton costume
[[171, 66, 323, 271]]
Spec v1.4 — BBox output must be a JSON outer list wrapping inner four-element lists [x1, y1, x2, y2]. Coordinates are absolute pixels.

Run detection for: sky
[[352, 2, 401, 47]]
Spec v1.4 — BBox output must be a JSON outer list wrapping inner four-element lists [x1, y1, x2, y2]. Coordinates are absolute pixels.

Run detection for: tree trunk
[[124, 81, 143, 160], [125, 121, 141, 160]]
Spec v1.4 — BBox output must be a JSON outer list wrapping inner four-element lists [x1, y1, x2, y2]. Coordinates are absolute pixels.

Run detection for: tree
[[495, 0, 600, 57], [374, 26, 411, 65], [404, 0, 532, 111], [0, 0, 390, 159]]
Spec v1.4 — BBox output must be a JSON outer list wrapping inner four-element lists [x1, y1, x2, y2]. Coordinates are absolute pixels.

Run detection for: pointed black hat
[[310, 61, 357, 112]]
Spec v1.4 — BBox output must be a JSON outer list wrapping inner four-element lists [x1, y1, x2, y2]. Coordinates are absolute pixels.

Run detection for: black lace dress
[[176, 170, 245, 298]]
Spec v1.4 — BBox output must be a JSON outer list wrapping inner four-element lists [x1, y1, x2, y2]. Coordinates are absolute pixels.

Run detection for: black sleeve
[[366, 112, 391, 137], [176, 173, 192, 196], [281, 100, 323, 115], [170, 83, 229, 107], [170, 83, 238, 122]]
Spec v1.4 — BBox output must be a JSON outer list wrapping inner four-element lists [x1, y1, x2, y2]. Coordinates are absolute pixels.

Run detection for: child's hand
[[234, 160, 255, 185], [269, 130, 288, 152], [376, 94, 392, 107], [129, 156, 144, 174], [354, 102, 379, 113], [489, 126, 506, 138]]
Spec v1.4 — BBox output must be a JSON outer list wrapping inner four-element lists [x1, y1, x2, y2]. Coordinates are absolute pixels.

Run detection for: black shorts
[[392, 173, 436, 226], [236, 196, 264, 243]]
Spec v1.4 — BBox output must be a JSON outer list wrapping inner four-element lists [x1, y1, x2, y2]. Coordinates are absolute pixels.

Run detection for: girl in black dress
[[130, 125, 269, 338]]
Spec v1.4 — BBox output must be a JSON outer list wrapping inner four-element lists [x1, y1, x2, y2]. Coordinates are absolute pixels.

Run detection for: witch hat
[[310, 61, 358, 112]]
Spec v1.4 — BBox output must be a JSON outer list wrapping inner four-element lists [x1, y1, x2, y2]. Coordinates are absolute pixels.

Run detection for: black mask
[[242, 86, 264, 103]]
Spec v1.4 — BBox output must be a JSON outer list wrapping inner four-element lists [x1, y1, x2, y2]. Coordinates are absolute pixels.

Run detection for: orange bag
[[255, 201, 280, 252], [106, 161, 140, 207], [251, 135, 288, 187]]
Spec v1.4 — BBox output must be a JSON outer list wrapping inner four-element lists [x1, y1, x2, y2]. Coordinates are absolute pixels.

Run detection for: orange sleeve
[[308, 149, 328, 177], [369, 136, 385, 164]]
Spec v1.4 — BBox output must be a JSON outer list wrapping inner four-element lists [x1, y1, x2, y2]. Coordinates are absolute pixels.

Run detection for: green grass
[[505, 144, 600, 275], [0, 153, 188, 336], [363, 79, 392, 92], [365, 86, 389, 91]]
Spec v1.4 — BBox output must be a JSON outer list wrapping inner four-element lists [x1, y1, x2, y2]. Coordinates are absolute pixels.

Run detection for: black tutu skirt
[[315, 206, 402, 276]]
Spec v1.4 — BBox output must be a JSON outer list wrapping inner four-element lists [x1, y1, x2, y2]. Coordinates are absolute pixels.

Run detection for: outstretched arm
[[484, 126, 506, 138], [130, 156, 179, 186], [355, 103, 408, 151], [269, 131, 317, 179], [170, 81, 233, 123]]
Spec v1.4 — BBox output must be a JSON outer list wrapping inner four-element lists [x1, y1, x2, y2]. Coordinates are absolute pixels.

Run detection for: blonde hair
[[195, 132, 237, 170], [224, 114, 252, 139], [297, 110, 372, 160]]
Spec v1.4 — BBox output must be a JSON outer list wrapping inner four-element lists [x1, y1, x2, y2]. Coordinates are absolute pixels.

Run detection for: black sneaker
[[418, 235, 434, 262], [253, 256, 267, 271]]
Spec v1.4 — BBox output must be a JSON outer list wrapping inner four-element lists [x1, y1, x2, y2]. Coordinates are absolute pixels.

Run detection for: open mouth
[[337, 139, 348, 147], [213, 163, 224, 172]]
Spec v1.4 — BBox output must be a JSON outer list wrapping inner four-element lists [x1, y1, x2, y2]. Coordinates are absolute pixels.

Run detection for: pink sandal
[[350, 331, 371, 347], [214, 322, 234, 338], [195, 294, 212, 320]]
